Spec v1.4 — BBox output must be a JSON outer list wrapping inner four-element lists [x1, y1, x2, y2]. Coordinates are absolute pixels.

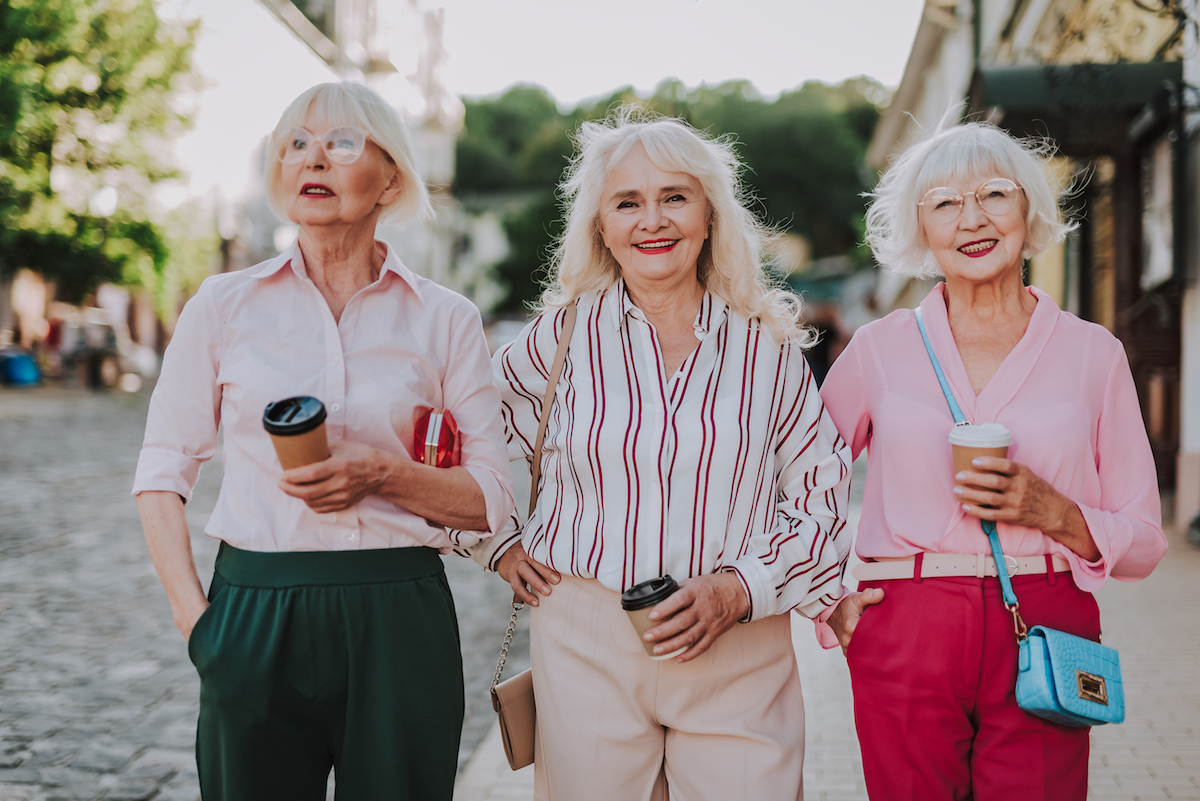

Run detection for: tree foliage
[[0, 0, 198, 303], [454, 78, 884, 313]]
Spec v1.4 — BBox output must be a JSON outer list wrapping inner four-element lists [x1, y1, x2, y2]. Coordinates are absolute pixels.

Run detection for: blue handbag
[[915, 307, 1124, 727]]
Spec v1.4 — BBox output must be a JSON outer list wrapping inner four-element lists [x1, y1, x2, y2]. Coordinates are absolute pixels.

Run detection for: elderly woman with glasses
[[471, 109, 852, 800], [133, 82, 514, 801], [819, 118, 1167, 800]]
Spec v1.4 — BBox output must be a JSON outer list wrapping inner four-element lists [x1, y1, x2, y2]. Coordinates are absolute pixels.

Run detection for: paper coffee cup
[[263, 396, 330, 470], [948, 422, 1011, 475], [621, 576, 687, 660]]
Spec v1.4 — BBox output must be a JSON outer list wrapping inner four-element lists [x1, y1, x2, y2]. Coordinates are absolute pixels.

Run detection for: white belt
[[851, 553, 1071, 582]]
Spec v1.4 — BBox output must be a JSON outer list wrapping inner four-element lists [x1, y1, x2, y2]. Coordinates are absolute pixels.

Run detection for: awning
[[974, 62, 1182, 113]]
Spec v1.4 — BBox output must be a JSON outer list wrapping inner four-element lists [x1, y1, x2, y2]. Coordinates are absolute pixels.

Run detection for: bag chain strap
[[914, 306, 1029, 642], [489, 302, 578, 690], [490, 598, 526, 693]]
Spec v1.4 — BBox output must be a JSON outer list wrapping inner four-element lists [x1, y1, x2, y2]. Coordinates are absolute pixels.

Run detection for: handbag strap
[[914, 307, 1027, 639], [491, 301, 579, 693], [528, 302, 578, 519]]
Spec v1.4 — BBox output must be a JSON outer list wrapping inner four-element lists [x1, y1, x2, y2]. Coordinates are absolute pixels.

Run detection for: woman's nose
[[959, 194, 987, 228], [640, 202, 664, 230], [304, 142, 329, 170]]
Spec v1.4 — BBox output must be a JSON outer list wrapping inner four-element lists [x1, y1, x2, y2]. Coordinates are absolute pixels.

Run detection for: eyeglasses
[[918, 178, 1023, 224], [277, 127, 368, 165]]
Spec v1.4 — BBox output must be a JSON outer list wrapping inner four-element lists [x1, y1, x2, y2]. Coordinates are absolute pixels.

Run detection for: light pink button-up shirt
[[820, 283, 1167, 588], [133, 241, 514, 553]]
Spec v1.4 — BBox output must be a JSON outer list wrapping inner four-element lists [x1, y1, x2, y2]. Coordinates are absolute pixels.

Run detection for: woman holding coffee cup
[[133, 82, 513, 801], [819, 117, 1168, 800], [470, 109, 852, 800]]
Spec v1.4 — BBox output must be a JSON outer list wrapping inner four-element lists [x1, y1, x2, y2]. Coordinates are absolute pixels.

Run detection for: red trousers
[[848, 566, 1100, 801]]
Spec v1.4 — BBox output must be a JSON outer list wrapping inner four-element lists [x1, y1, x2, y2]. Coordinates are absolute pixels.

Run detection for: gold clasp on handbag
[[1076, 670, 1109, 705], [1005, 601, 1028, 640]]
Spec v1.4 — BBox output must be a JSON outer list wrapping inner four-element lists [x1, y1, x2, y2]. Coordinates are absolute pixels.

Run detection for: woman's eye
[[666, 194, 686, 203], [617, 201, 637, 210], [934, 199, 956, 210], [291, 139, 308, 151]]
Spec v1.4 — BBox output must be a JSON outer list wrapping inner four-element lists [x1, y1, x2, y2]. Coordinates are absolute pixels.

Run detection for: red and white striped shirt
[[469, 281, 853, 621]]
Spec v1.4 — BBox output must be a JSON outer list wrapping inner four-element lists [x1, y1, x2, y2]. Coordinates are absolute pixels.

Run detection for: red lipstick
[[301, 183, 335, 197]]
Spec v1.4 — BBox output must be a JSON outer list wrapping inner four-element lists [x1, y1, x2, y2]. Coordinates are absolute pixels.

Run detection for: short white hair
[[865, 115, 1075, 278], [543, 106, 812, 344], [264, 82, 431, 226]]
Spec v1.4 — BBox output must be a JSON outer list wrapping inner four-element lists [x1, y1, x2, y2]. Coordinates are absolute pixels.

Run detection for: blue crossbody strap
[[914, 307, 1023, 617]]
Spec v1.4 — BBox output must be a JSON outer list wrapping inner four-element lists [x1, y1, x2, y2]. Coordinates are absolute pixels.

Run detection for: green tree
[[0, 0, 198, 303], [455, 77, 884, 313]]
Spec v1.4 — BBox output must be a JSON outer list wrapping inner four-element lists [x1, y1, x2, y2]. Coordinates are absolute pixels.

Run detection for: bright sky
[[440, 0, 926, 105], [162, 0, 925, 204]]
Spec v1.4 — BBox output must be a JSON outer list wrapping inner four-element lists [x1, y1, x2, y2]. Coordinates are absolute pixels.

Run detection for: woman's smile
[[634, 238, 680, 253], [301, 183, 336, 197], [958, 238, 997, 257]]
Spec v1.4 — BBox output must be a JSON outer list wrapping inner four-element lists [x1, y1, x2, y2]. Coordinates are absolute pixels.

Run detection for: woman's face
[[921, 174, 1027, 284], [598, 143, 709, 291], [281, 112, 400, 230]]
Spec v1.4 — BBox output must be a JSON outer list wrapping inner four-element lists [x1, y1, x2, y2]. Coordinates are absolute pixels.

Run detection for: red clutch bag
[[413, 408, 461, 468]]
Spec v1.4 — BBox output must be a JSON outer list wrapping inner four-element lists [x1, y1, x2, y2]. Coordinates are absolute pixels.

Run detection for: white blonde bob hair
[[264, 82, 431, 226], [543, 107, 810, 343], [865, 116, 1074, 278]]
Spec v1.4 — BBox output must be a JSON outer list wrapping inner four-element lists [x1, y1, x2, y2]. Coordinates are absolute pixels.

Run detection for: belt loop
[[976, 553, 986, 578], [1045, 554, 1056, 585], [912, 552, 924, 583]]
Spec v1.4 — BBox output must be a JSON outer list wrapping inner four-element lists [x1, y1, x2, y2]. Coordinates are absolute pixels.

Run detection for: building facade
[[870, 0, 1200, 527]]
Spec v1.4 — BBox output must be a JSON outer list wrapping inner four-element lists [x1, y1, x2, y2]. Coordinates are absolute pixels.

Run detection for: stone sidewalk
[[454, 485, 1200, 800]]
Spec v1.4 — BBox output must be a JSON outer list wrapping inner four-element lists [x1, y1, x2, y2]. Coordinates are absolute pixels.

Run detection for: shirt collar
[[243, 239, 426, 304], [604, 278, 727, 336]]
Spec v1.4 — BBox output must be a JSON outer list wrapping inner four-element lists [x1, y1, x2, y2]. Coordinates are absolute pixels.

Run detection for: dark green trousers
[[188, 543, 464, 801]]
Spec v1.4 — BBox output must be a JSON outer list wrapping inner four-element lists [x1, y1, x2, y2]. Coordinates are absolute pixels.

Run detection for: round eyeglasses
[[277, 127, 368, 165], [918, 178, 1023, 224]]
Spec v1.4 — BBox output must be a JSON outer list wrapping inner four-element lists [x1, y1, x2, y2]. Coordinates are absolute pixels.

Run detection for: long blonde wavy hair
[[540, 107, 813, 345]]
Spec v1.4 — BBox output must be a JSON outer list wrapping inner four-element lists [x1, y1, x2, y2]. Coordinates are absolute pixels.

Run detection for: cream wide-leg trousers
[[529, 574, 805, 801]]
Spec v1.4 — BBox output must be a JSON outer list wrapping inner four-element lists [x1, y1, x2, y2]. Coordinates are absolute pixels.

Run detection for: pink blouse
[[820, 283, 1167, 590], [132, 241, 514, 553]]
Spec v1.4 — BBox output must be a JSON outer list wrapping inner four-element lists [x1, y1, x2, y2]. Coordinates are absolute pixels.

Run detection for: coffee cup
[[621, 575, 687, 660], [263, 396, 330, 470], [948, 422, 1011, 477]]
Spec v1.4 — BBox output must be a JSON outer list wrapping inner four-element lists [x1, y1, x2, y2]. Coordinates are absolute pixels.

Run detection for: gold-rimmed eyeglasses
[[918, 178, 1023, 224], [277, 127, 368, 165]]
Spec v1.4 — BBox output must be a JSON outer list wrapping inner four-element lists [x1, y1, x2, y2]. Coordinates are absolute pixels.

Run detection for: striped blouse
[[467, 281, 853, 621]]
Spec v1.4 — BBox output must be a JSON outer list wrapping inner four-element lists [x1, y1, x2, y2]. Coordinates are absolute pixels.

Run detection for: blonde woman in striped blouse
[[471, 109, 852, 801]]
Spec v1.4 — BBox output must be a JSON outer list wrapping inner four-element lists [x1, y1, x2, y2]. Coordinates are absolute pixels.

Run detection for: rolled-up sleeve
[[132, 280, 223, 501], [727, 346, 853, 622], [443, 304, 516, 547]]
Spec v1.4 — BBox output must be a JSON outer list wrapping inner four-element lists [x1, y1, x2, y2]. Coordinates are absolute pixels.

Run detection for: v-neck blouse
[[820, 283, 1166, 590]]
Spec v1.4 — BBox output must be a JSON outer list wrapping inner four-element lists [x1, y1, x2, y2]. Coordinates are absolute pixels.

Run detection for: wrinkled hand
[[643, 572, 750, 663], [826, 589, 885, 656], [954, 457, 1099, 560], [496, 543, 561, 606], [278, 440, 388, 514]]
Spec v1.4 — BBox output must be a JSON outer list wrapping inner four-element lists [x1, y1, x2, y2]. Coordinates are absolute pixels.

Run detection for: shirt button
[[347, 530, 357, 540], [331, 403, 340, 412], [333, 357, 341, 365]]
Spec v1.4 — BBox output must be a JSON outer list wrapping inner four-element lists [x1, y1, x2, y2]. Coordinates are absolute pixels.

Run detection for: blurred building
[[870, 0, 1200, 525]]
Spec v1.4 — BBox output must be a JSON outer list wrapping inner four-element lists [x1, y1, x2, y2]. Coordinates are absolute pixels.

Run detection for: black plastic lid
[[620, 575, 680, 610], [263, 396, 326, 436]]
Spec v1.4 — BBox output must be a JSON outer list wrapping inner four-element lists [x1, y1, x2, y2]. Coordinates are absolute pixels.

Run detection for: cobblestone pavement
[[0, 385, 528, 801]]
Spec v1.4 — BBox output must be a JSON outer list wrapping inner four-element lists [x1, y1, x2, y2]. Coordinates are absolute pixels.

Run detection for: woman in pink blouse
[[133, 83, 513, 801], [820, 119, 1168, 800], [473, 109, 852, 800]]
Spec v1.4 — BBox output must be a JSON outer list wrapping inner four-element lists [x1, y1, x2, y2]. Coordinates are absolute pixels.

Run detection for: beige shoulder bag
[[489, 301, 577, 771]]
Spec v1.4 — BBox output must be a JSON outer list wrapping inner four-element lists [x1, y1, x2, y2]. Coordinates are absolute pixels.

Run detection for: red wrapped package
[[413, 408, 461, 468]]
